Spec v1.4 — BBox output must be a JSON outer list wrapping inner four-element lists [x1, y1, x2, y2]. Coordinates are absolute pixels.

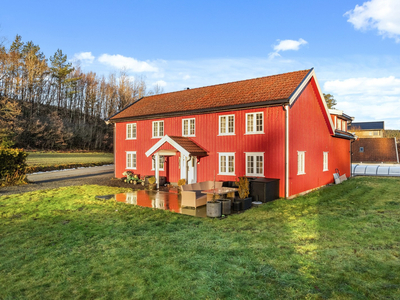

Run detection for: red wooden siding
[[289, 78, 351, 196], [115, 106, 286, 196]]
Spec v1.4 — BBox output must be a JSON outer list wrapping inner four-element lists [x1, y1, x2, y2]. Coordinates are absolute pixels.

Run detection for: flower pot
[[233, 201, 242, 211], [219, 198, 231, 215], [206, 201, 221, 218]]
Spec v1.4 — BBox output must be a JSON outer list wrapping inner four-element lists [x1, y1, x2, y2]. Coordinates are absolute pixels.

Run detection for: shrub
[[0, 148, 28, 186]]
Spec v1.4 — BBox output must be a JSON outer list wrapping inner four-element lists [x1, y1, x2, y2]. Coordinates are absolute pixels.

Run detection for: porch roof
[[145, 135, 208, 158]]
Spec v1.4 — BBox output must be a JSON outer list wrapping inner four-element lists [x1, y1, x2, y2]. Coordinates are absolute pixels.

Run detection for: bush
[[0, 148, 28, 186]]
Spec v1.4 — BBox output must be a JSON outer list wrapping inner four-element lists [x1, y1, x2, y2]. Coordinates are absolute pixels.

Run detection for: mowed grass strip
[[1, 177, 400, 299], [26, 152, 114, 173]]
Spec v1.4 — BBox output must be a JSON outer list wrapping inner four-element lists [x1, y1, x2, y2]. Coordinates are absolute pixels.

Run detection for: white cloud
[[324, 76, 400, 128], [269, 38, 308, 59], [98, 54, 158, 72], [72, 52, 95, 64], [153, 80, 167, 87], [345, 0, 400, 42], [273, 38, 308, 52]]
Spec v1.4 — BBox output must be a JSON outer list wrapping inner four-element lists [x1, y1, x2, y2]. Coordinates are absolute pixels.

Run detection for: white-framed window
[[152, 156, 165, 171], [342, 120, 347, 131], [218, 153, 235, 175], [359, 147, 364, 153], [337, 118, 342, 131], [126, 123, 137, 139], [323, 152, 328, 171], [126, 151, 137, 169], [246, 112, 263, 134], [245, 152, 264, 176], [152, 121, 164, 138], [219, 115, 235, 135], [182, 118, 195, 136], [297, 151, 305, 175]]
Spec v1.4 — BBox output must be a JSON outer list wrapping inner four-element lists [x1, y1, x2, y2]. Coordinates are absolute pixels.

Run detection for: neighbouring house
[[107, 68, 355, 198], [352, 138, 399, 163], [349, 121, 384, 138]]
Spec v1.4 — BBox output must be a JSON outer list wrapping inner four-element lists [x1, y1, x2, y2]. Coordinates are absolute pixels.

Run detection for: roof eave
[[108, 98, 289, 123]]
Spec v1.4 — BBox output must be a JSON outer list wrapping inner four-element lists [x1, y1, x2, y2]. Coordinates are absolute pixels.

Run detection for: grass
[[1, 177, 399, 299], [26, 152, 114, 173]]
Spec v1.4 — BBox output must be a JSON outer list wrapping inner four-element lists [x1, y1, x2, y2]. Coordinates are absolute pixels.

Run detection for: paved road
[[0, 165, 116, 196], [27, 165, 115, 183]]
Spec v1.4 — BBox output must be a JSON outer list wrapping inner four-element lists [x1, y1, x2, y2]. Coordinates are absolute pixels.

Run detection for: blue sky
[[1, 0, 400, 128]]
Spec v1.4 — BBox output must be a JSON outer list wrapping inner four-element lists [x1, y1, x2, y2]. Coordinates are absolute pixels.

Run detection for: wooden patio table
[[201, 187, 238, 201]]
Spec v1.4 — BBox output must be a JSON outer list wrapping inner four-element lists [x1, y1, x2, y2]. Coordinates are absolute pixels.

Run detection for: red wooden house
[[108, 68, 355, 198]]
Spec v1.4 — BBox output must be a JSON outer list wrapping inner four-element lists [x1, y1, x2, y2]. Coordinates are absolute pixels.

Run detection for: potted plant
[[206, 177, 221, 218], [148, 176, 156, 190], [177, 178, 186, 193], [235, 176, 252, 211]]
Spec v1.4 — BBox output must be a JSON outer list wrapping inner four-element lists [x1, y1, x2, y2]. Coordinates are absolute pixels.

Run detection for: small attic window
[[359, 147, 364, 153]]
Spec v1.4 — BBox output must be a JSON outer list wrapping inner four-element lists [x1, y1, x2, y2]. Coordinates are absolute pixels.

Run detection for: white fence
[[352, 164, 400, 177]]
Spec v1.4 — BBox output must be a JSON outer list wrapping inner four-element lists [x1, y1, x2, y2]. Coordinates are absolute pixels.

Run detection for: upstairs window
[[126, 151, 137, 169], [126, 123, 137, 139], [152, 121, 164, 138], [342, 120, 347, 131], [323, 152, 328, 171], [219, 153, 235, 175], [298, 151, 305, 175], [245, 152, 264, 176], [246, 112, 263, 134], [182, 118, 195, 136], [337, 118, 342, 131], [219, 115, 235, 135]]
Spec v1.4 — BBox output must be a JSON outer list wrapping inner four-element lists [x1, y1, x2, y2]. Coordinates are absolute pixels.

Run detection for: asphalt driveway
[[0, 165, 116, 196]]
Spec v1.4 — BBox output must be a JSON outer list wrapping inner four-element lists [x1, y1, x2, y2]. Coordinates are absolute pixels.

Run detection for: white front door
[[180, 155, 197, 184]]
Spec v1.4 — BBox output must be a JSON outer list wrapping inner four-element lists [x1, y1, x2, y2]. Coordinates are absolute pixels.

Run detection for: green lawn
[[1, 177, 399, 299], [26, 152, 114, 173]]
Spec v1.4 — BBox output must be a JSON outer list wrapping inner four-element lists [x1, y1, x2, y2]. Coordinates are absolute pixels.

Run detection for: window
[[126, 123, 137, 139], [298, 151, 305, 175], [359, 147, 364, 153], [337, 118, 342, 131], [323, 152, 328, 171], [219, 115, 235, 135], [245, 152, 264, 176], [126, 151, 137, 169], [342, 120, 347, 131], [182, 118, 195, 136], [152, 121, 164, 138], [152, 156, 165, 170], [246, 112, 263, 134], [219, 153, 235, 175]]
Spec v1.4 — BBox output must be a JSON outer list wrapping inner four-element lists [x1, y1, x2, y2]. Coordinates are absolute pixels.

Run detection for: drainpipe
[[395, 137, 399, 163], [284, 104, 289, 198]]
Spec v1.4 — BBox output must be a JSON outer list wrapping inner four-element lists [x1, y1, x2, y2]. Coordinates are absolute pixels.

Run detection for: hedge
[[0, 148, 27, 186]]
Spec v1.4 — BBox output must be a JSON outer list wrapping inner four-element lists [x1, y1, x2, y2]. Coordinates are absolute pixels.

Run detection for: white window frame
[[342, 120, 347, 132], [218, 152, 235, 175], [219, 115, 235, 136], [152, 156, 165, 171], [182, 118, 195, 137], [245, 112, 264, 134], [126, 151, 137, 169], [323, 152, 328, 172], [152, 121, 164, 138], [126, 123, 137, 140], [245, 152, 264, 177], [337, 118, 342, 131], [297, 151, 305, 175]]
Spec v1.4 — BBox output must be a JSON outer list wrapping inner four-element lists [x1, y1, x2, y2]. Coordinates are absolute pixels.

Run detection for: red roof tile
[[110, 69, 311, 120], [168, 136, 208, 157], [352, 138, 399, 163]]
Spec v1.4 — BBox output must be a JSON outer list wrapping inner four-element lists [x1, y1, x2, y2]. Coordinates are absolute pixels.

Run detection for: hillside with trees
[[0, 35, 161, 151]]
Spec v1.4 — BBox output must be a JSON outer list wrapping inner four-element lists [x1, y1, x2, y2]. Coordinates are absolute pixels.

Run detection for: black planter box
[[249, 178, 280, 203], [234, 197, 252, 210]]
